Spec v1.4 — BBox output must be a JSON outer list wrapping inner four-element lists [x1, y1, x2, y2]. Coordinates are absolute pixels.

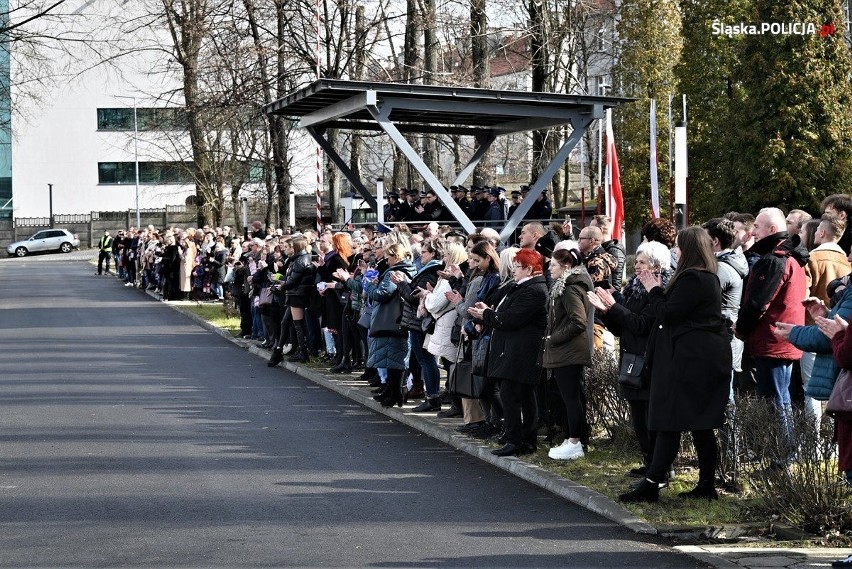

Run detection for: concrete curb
[[148, 291, 657, 536]]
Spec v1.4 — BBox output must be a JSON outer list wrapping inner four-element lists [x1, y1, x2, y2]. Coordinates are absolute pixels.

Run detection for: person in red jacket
[[734, 207, 808, 457]]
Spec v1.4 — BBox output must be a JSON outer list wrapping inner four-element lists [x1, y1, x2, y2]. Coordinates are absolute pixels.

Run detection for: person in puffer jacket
[[775, 278, 852, 405], [393, 238, 445, 413]]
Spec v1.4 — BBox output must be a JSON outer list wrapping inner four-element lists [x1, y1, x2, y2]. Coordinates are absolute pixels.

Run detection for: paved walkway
[[129, 279, 851, 569]]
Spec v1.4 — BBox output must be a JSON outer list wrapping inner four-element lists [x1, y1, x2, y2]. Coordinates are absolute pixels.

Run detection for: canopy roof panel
[[264, 79, 632, 133]]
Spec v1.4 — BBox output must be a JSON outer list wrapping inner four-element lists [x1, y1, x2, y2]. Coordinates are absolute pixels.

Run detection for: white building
[[7, 0, 315, 219]]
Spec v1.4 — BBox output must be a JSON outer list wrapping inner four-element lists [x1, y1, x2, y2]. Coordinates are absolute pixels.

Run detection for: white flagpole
[[650, 99, 660, 219]]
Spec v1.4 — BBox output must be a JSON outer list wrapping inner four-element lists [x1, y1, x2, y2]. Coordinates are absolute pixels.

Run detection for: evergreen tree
[[734, 0, 852, 214], [612, 0, 682, 230], [676, 0, 751, 222]]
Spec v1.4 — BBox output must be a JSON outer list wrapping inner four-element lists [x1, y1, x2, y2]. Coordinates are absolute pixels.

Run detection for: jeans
[[251, 302, 264, 340], [409, 330, 440, 398], [754, 356, 794, 460]]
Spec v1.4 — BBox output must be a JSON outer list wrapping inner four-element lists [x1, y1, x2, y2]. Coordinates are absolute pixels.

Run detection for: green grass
[[525, 438, 768, 529], [179, 303, 241, 336]]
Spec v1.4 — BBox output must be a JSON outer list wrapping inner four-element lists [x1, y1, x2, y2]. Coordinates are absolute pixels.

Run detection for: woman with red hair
[[468, 248, 549, 456]]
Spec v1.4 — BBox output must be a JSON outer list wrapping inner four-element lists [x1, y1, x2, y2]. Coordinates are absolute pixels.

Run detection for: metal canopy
[[264, 79, 631, 241]]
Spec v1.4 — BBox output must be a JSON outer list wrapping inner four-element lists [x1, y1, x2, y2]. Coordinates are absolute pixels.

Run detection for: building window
[[98, 162, 196, 185], [97, 108, 188, 131]]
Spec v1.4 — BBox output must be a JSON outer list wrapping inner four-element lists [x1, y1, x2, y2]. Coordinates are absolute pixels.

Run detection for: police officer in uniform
[[451, 185, 472, 221], [383, 191, 402, 222], [530, 188, 553, 222], [398, 188, 419, 222], [96, 230, 113, 275], [484, 187, 505, 227], [507, 190, 523, 219]]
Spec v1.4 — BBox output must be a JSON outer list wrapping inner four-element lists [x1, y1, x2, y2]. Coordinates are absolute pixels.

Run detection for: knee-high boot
[[288, 320, 309, 363]]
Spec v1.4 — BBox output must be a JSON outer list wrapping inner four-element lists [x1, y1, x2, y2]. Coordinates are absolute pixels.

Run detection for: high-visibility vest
[[99, 236, 113, 251]]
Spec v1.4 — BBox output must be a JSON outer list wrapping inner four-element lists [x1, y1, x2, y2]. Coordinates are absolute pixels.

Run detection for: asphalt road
[[0, 257, 706, 567]]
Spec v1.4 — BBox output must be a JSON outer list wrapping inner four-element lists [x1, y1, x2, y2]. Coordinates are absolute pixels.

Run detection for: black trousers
[[552, 365, 587, 440], [647, 429, 717, 484], [500, 379, 538, 446], [627, 399, 655, 465]]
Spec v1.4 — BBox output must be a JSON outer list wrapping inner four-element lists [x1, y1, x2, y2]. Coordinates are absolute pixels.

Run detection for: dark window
[[98, 162, 196, 185], [97, 108, 188, 131]]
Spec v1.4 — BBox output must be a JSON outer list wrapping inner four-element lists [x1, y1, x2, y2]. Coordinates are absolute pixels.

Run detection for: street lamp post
[[48, 183, 53, 228]]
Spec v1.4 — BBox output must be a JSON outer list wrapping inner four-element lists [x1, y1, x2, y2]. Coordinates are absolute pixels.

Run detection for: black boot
[[372, 383, 391, 401], [381, 375, 403, 408], [267, 348, 284, 367], [678, 479, 718, 500], [412, 397, 441, 413], [288, 320, 309, 363], [618, 479, 660, 503], [330, 355, 352, 374]]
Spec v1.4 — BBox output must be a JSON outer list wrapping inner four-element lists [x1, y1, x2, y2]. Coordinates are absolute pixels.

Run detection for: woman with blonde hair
[[425, 243, 472, 418], [367, 242, 417, 407]]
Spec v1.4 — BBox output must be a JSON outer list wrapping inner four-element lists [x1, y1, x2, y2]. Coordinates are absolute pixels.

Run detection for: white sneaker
[[548, 440, 584, 460], [280, 344, 293, 355]]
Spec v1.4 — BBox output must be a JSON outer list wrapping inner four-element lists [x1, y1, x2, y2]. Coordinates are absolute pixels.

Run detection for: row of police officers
[[383, 184, 553, 226]]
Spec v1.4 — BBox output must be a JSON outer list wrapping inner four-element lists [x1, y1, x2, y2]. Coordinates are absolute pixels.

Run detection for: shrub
[[736, 396, 852, 535], [584, 348, 634, 448]]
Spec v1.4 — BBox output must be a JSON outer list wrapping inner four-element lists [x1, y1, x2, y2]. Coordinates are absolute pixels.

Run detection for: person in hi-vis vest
[[96, 231, 113, 275]]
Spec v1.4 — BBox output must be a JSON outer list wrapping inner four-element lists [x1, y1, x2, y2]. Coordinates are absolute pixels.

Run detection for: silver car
[[6, 229, 81, 257]]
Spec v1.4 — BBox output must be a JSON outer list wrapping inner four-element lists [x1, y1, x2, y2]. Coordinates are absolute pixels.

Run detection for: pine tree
[[734, 0, 852, 213]]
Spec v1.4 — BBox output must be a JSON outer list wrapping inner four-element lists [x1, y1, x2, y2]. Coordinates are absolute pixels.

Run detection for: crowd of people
[[93, 192, 852, 514]]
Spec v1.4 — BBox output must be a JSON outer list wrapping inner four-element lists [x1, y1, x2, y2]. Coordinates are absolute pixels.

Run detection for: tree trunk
[[470, 0, 490, 186]]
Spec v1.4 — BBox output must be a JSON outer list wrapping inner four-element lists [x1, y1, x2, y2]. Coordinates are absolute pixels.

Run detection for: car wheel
[[59, 242, 72, 253], [14, 246, 27, 257]]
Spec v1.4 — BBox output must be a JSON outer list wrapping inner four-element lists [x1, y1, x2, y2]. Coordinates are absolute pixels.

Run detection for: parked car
[[6, 229, 81, 257]]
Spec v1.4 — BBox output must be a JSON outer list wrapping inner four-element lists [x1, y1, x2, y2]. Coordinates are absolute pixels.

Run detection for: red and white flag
[[605, 109, 624, 240], [649, 99, 660, 219]]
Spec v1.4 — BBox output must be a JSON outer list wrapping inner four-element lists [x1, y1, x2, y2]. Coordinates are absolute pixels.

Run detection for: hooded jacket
[[541, 267, 594, 369], [737, 232, 808, 359], [717, 248, 749, 324]]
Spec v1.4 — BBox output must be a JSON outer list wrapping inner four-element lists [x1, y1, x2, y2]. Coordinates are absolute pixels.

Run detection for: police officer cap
[[450, 185, 459, 192], [471, 185, 483, 194], [457, 185, 468, 193], [520, 184, 531, 193], [510, 191, 521, 198], [419, 190, 429, 198], [487, 188, 500, 197], [387, 191, 399, 199], [495, 186, 506, 193]]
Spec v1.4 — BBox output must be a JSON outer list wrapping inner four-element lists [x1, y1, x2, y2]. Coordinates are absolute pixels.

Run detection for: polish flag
[[649, 99, 660, 219], [605, 109, 624, 240]]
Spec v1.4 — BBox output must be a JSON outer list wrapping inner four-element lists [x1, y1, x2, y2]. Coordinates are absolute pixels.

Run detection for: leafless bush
[[584, 348, 634, 448], [736, 396, 852, 535]]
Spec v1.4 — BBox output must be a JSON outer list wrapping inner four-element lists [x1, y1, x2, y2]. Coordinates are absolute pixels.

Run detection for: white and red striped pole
[[315, 0, 322, 232]]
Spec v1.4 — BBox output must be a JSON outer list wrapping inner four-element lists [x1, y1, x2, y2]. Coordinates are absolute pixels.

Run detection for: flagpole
[[668, 95, 674, 222], [650, 99, 659, 219]]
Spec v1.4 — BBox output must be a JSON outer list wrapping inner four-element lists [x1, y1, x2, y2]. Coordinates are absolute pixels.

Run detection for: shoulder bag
[[369, 294, 405, 338], [448, 339, 484, 398], [618, 351, 646, 390], [826, 369, 852, 417]]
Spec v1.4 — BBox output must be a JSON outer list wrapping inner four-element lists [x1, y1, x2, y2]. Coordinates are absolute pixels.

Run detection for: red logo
[[820, 22, 835, 37]]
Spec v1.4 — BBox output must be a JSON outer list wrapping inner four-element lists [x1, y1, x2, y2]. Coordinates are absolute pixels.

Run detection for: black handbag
[[448, 340, 484, 398], [369, 294, 405, 338], [421, 314, 436, 334], [472, 334, 490, 377], [618, 351, 646, 389]]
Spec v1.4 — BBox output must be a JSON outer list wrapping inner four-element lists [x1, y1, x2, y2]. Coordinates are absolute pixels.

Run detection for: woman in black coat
[[588, 240, 672, 476], [619, 227, 732, 503], [468, 248, 548, 457], [315, 232, 350, 366]]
